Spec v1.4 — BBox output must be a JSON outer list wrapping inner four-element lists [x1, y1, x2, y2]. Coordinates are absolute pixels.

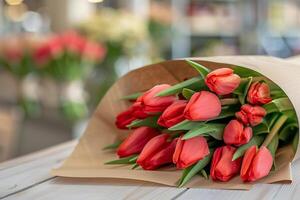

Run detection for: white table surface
[[0, 140, 299, 200]]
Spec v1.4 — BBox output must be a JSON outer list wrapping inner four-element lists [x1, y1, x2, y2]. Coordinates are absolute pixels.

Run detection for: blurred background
[[0, 0, 300, 162]]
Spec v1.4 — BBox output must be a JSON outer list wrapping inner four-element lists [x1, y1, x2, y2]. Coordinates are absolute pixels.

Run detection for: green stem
[[262, 115, 288, 147], [220, 98, 239, 106]]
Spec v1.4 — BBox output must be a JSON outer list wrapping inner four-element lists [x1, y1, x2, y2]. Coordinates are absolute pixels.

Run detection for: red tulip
[[205, 68, 241, 95], [157, 100, 187, 128], [184, 91, 221, 121], [235, 104, 266, 127], [117, 127, 159, 158], [247, 81, 272, 105], [135, 84, 177, 115], [115, 106, 137, 129], [210, 145, 242, 182], [173, 136, 209, 169], [223, 119, 253, 146], [137, 134, 177, 170], [240, 145, 273, 182]]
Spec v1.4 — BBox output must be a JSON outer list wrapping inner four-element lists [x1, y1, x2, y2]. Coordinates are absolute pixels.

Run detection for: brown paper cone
[[52, 56, 299, 189]]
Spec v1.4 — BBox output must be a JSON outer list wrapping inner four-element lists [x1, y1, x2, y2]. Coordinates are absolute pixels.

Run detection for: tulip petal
[[248, 146, 273, 181], [184, 91, 221, 121], [137, 133, 169, 164], [240, 145, 257, 181]]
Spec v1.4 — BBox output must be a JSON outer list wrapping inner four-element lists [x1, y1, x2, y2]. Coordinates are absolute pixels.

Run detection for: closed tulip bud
[[205, 68, 241, 95], [157, 100, 187, 128], [135, 84, 177, 115], [137, 134, 177, 170], [223, 119, 253, 146], [115, 106, 137, 129], [173, 136, 210, 169], [184, 91, 221, 121], [240, 146, 273, 182], [247, 81, 272, 105], [235, 104, 266, 127], [117, 127, 159, 158], [210, 145, 242, 182]]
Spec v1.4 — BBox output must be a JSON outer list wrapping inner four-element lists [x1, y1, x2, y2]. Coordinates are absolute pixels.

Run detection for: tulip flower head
[[247, 81, 272, 105], [210, 145, 242, 182], [235, 104, 266, 127], [117, 127, 160, 158], [158, 100, 187, 128], [223, 119, 253, 146], [137, 134, 177, 170], [115, 105, 145, 129], [240, 145, 273, 182], [134, 84, 177, 115], [173, 136, 210, 169], [184, 91, 221, 121], [205, 68, 241, 95]]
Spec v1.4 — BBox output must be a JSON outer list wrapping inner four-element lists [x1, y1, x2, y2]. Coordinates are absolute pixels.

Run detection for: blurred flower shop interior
[[0, 0, 300, 161]]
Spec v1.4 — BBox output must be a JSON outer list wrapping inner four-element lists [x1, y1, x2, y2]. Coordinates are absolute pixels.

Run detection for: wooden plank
[[0, 140, 185, 200], [0, 142, 76, 198], [3, 177, 186, 200], [0, 140, 77, 170]]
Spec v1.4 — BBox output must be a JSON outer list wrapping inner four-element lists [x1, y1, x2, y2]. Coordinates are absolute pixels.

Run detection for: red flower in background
[[184, 91, 221, 121], [83, 41, 106, 61], [240, 145, 273, 182], [137, 134, 177, 170], [247, 81, 272, 105], [173, 136, 209, 169], [223, 119, 253, 146], [210, 145, 242, 182], [205, 68, 241, 95], [33, 31, 106, 66], [33, 35, 63, 65], [235, 104, 266, 127], [134, 84, 177, 115], [157, 100, 187, 128], [117, 127, 159, 158]]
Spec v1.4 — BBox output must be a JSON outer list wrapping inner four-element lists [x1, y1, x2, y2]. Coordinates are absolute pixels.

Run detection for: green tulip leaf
[[233, 77, 252, 104], [253, 120, 269, 135], [156, 76, 204, 97], [121, 92, 142, 100], [131, 163, 139, 169], [185, 59, 210, 79], [177, 152, 212, 187], [102, 140, 122, 150], [183, 123, 225, 140], [267, 134, 279, 160], [182, 88, 196, 100], [233, 66, 262, 77], [292, 132, 299, 153], [105, 154, 138, 165], [265, 113, 280, 128], [127, 116, 160, 128], [200, 169, 208, 179], [232, 135, 264, 161], [263, 97, 294, 114], [168, 120, 204, 131], [278, 122, 298, 142]]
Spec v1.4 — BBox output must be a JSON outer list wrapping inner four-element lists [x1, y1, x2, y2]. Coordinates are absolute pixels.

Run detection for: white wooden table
[[0, 140, 299, 200]]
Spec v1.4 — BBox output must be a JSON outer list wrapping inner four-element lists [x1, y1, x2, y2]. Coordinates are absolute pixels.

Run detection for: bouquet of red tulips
[[105, 59, 299, 187]]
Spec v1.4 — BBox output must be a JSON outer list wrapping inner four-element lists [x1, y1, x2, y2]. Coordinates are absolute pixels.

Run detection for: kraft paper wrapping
[[52, 56, 300, 189]]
